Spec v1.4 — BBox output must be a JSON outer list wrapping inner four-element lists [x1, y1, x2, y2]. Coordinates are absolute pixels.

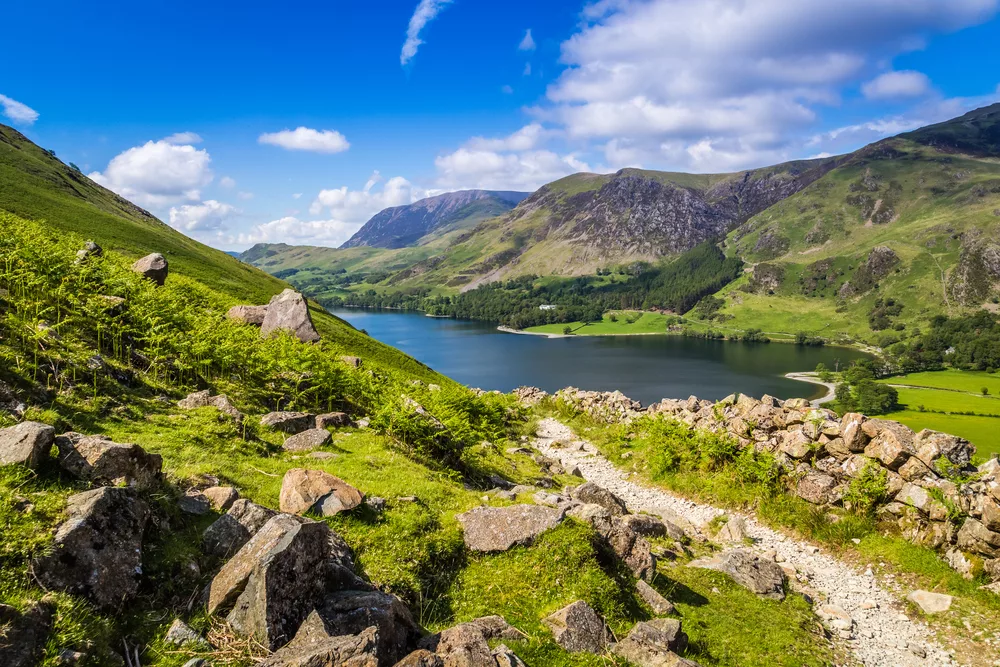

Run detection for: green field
[[885, 369, 1000, 394], [526, 310, 670, 335]]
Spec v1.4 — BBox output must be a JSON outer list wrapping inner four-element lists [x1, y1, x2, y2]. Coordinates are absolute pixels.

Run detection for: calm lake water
[[331, 309, 871, 405]]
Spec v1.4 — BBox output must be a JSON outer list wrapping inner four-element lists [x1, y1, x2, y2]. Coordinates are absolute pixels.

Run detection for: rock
[[567, 503, 614, 535], [364, 496, 387, 513], [430, 622, 492, 666], [863, 421, 915, 470], [179, 492, 211, 515], [612, 619, 690, 667], [132, 253, 168, 285], [815, 604, 853, 632], [261, 289, 320, 343], [796, 473, 838, 505], [570, 482, 628, 516], [280, 469, 364, 517], [302, 591, 420, 665], [55, 432, 163, 489], [492, 645, 528, 667], [945, 548, 975, 579], [164, 619, 206, 647], [778, 430, 813, 459], [203, 498, 278, 558], [715, 515, 750, 542], [619, 514, 670, 537], [983, 496, 1000, 532], [341, 356, 363, 368], [34, 487, 149, 608], [316, 412, 353, 429], [261, 411, 315, 434], [636, 579, 676, 615], [210, 515, 333, 650], [897, 456, 934, 482], [227, 305, 269, 326], [0, 421, 54, 469], [260, 622, 379, 667], [283, 428, 333, 452], [394, 650, 443, 667], [178, 391, 244, 422], [203, 486, 240, 511], [841, 413, 869, 451], [608, 516, 657, 581], [957, 518, 1000, 557], [915, 429, 975, 468], [457, 504, 563, 552], [0, 600, 54, 667], [75, 240, 102, 263], [785, 398, 810, 410], [688, 550, 785, 600], [907, 590, 952, 614], [541, 601, 611, 654]]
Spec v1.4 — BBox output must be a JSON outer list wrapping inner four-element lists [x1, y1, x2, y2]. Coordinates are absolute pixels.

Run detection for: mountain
[[341, 189, 529, 249], [0, 123, 438, 379]]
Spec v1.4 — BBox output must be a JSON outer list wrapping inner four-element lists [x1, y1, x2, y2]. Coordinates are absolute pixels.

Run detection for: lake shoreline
[[784, 372, 837, 406]]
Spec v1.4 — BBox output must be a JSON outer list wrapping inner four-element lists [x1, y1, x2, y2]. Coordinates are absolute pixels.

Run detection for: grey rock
[[542, 600, 611, 654], [393, 650, 443, 667], [457, 504, 563, 552], [202, 486, 240, 511], [608, 516, 657, 581], [260, 622, 379, 667], [203, 499, 278, 558], [636, 579, 676, 615], [227, 305, 269, 326], [179, 492, 212, 515], [164, 619, 207, 647], [0, 599, 54, 667], [316, 412, 353, 429], [567, 503, 614, 535], [261, 289, 320, 343], [279, 468, 364, 517], [688, 550, 786, 600], [34, 487, 149, 608], [55, 432, 162, 489], [283, 429, 333, 452], [796, 473, 838, 505], [132, 253, 168, 286], [570, 481, 628, 516], [714, 515, 750, 543], [612, 619, 691, 667], [492, 644, 528, 667], [261, 411, 315, 434], [304, 591, 420, 666], [0, 421, 54, 469], [957, 518, 1000, 557]]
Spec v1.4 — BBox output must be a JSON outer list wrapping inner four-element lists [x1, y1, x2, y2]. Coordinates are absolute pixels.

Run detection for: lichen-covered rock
[[840, 413, 869, 452], [178, 391, 244, 423], [316, 412, 353, 429], [914, 430, 975, 469], [797, 473, 837, 505], [202, 486, 240, 511], [305, 591, 421, 666], [608, 516, 657, 581], [567, 503, 614, 535], [0, 599, 54, 667], [260, 622, 379, 667], [957, 518, 1000, 557], [261, 289, 320, 343], [227, 305, 269, 326], [636, 580, 676, 615], [457, 504, 563, 552], [55, 432, 162, 488], [863, 421, 915, 470], [283, 428, 333, 452], [164, 619, 207, 647], [570, 481, 628, 516], [261, 411, 315, 434], [280, 469, 363, 516], [542, 601, 611, 654], [34, 487, 149, 608], [688, 550, 786, 600], [612, 619, 692, 667], [778, 430, 813, 459], [0, 421, 54, 469], [394, 649, 443, 667], [203, 498, 278, 557], [132, 253, 168, 286]]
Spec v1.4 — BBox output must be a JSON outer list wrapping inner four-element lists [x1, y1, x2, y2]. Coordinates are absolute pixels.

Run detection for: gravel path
[[533, 418, 958, 667]]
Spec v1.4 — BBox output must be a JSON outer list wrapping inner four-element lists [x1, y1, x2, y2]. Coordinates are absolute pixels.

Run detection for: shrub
[[842, 460, 888, 516]]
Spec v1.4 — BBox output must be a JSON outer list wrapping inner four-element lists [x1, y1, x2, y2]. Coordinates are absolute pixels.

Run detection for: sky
[[3, 0, 1000, 251]]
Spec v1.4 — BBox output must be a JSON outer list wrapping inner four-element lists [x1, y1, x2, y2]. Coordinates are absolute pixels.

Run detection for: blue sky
[[3, 0, 1000, 250]]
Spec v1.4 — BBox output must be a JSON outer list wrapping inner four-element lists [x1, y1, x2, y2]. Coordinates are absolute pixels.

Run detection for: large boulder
[[607, 517, 656, 581], [261, 289, 320, 343], [863, 421, 915, 470], [55, 432, 162, 489], [178, 391, 244, 423], [262, 412, 316, 434], [209, 515, 334, 650], [907, 590, 953, 615], [316, 412, 353, 429], [303, 591, 421, 666], [34, 487, 149, 608], [260, 622, 379, 667], [612, 619, 694, 667], [0, 421, 54, 469], [203, 499, 278, 557], [280, 469, 364, 517], [283, 429, 333, 453], [796, 473, 838, 505], [457, 504, 563, 552], [915, 430, 975, 469], [570, 482, 628, 516], [227, 305, 269, 326], [957, 518, 1000, 557], [0, 600, 54, 667], [542, 601, 611, 654], [688, 550, 785, 601], [840, 413, 869, 452], [132, 253, 168, 286]]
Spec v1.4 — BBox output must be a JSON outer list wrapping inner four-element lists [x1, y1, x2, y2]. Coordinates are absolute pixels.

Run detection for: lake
[[330, 309, 870, 405]]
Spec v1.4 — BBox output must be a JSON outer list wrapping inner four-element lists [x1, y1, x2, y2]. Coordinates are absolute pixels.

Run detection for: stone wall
[[526, 386, 1000, 581]]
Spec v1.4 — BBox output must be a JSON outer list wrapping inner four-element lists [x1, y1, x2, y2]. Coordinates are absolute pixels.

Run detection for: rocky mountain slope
[[341, 189, 529, 249]]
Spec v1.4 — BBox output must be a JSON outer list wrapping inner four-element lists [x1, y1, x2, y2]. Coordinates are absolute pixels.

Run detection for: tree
[[815, 362, 833, 383], [853, 380, 899, 415], [562, 326, 573, 335], [983, 387, 990, 396]]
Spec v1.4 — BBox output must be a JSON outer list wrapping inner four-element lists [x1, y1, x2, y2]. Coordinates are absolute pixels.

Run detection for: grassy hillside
[[0, 123, 438, 380]]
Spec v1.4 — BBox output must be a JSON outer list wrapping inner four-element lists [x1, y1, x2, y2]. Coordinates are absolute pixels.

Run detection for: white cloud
[[163, 132, 202, 145], [309, 171, 422, 222], [168, 200, 237, 232], [519, 29, 536, 51], [89, 139, 213, 207], [538, 0, 998, 171], [862, 70, 932, 100], [401, 0, 454, 66], [219, 176, 237, 188], [0, 94, 39, 125], [292, 192, 303, 199], [435, 148, 589, 191], [237, 217, 360, 248], [523, 63, 532, 76], [467, 124, 546, 152], [258, 127, 350, 154], [237, 191, 254, 200]]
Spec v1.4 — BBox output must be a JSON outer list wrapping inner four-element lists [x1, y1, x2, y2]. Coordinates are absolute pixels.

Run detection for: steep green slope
[[0, 123, 438, 380]]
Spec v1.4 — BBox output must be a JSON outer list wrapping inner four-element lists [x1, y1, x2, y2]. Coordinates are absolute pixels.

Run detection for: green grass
[[884, 369, 1000, 394], [526, 311, 670, 335]]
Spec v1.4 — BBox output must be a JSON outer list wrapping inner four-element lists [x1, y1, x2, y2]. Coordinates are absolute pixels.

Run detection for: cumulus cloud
[[0, 94, 39, 125], [309, 171, 422, 222], [237, 191, 254, 200], [435, 147, 590, 191], [466, 124, 546, 152], [163, 132, 202, 145], [219, 176, 237, 188], [401, 0, 454, 66], [519, 29, 536, 51], [168, 200, 237, 232], [89, 139, 213, 207], [862, 70, 932, 100], [258, 127, 350, 154], [539, 0, 998, 171], [237, 217, 360, 247]]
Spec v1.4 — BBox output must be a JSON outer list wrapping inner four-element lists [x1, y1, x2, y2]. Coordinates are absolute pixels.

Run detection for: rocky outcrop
[[282, 428, 333, 452], [555, 387, 642, 423], [457, 504, 564, 552], [746, 262, 784, 294], [203, 498, 278, 557], [132, 253, 168, 286], [260, 624, 378, 667], [279, 469, 364, 516], [261, 289, 320, 343], [688, 550, 786, 600], [950, 230, 1000, 305], [542, 601, 611, 654], [0, 421, 54, 468], [262, 411, 316, 434], [54, 432, 162, 489], [840, 246, 900, 297], [612, 619, 696, 667], [34, 487, 149, 608], [227, 304, 269, 325]]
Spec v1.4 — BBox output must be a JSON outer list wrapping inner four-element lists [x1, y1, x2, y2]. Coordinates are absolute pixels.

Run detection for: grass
[[526, 311, 670, 335], [884, 369, 1000, 394]]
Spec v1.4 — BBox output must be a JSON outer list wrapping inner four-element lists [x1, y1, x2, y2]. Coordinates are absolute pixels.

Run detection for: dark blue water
[[331, 309, 870, 405]]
